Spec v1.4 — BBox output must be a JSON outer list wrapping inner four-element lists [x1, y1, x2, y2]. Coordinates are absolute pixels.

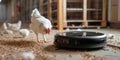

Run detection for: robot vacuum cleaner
[[54, 31, 107, 49]]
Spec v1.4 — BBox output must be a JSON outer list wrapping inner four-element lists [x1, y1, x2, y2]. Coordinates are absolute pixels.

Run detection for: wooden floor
[[0, 28, 120, 60]]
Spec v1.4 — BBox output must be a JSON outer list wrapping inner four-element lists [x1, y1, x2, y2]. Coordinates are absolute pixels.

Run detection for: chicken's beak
[[46, 28, 50, 34]]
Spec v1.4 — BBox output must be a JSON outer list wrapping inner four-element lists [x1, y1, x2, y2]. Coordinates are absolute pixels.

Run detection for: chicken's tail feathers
[[31, 8, 41, 17], [31, 9, 35, 16], [34, 8, 41, 15]]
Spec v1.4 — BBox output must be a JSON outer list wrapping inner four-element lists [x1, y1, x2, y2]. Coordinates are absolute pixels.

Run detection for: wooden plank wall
[[102, 0, 107, 27], [108, 0, 120, 28], [111, 0, 118, 22], [108, 0, 120, 22]]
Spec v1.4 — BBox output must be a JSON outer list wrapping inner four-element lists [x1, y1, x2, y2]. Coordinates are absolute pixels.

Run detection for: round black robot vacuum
[[54, 31, 107, 49]]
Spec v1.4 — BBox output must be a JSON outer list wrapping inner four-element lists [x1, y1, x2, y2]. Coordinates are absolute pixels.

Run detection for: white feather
[[21, 51, 35, 60]]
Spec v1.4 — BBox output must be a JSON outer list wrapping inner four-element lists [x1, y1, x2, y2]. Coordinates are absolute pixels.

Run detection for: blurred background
[[0, 0, 120, 29]]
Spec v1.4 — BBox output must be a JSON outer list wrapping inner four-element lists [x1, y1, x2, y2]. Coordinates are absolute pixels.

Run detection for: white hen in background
[[0, 22, 13, 35], [30, 8, 52, 42], [19, 29, 30, 38], [7, 20, 22, 32], [108, 34, 115, 39]]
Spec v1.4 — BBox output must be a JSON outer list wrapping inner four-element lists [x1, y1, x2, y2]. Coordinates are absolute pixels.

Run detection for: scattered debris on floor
[[0, 30, 120, 60]]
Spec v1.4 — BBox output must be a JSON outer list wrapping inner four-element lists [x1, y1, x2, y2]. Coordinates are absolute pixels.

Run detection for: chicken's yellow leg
[[43, 34, 47, 42]]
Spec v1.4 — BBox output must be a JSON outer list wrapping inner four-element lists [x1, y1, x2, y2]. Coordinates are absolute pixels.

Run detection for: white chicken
[[30, 8, 52, 42], [7, 20, 22, 32], [19, 29, 30, 38], [0, 22, 13, 35], [108, 34, 115, 39]]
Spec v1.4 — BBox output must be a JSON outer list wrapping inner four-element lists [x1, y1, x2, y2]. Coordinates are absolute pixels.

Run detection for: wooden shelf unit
[[41, 0, 107, 30]]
